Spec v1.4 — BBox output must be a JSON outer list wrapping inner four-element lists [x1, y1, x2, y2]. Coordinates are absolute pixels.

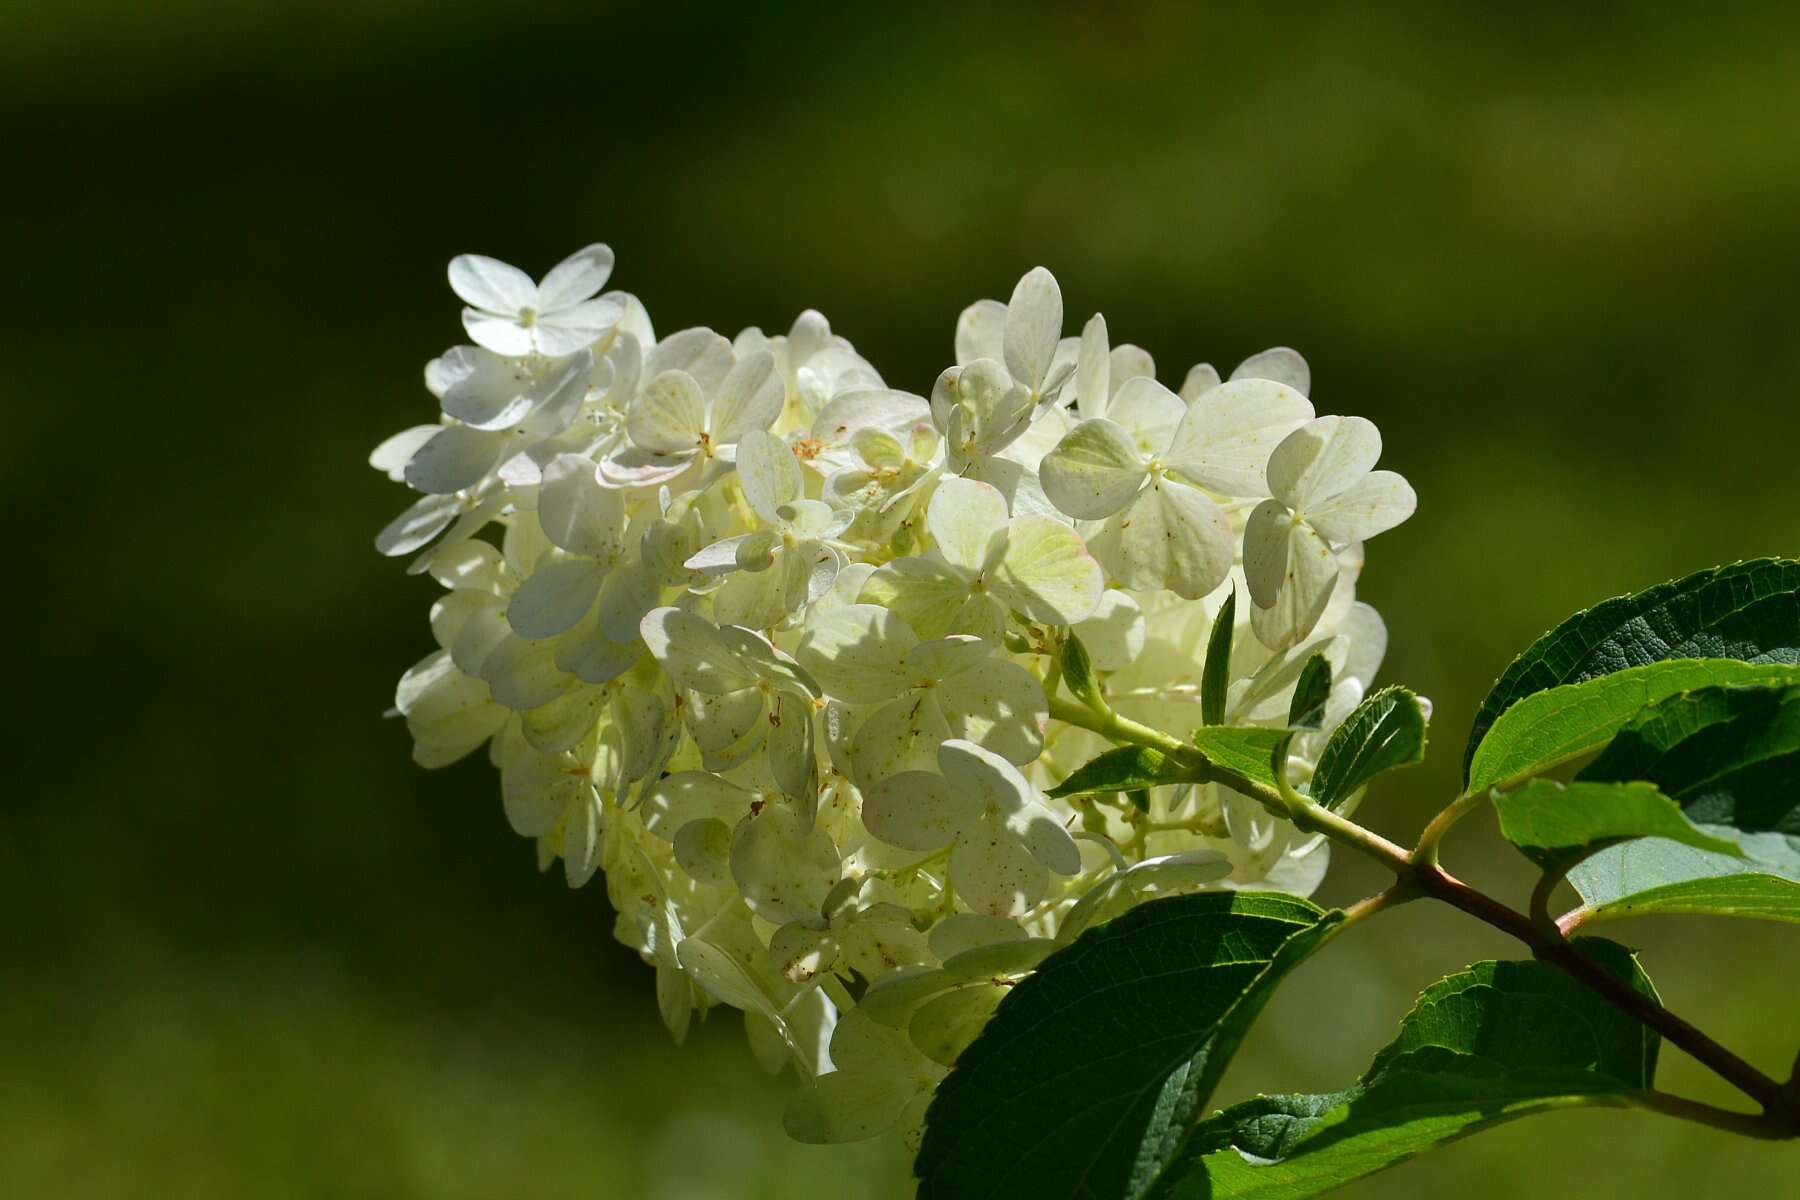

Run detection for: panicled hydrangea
[[372, 244, 1416, 1148]]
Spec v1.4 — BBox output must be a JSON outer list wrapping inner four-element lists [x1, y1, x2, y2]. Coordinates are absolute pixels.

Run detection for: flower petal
[[403, 426, 503, 494], [862, 769, 978, 852], [537, 454, 625, 558], [1230, 346, 1311, 395], [732, 805, 841, 925], [794, 603, 918, 704], [935, 665, 1048, 766], [447, 253, 535, 314], [1038, 418, 1147, 520], [1266, 415, 1381, 511], [708, 349, 784, 444], [1095, 478, 1232, 599], [535, 242, 614, 308], [736, 429, 804, 523], [1248, 523, 1341, 651], [1104, 376, 1185, 455], [949, 828, 1049, 917], [954, 299, 1008, 367], [627, 370, 706, 456], [532, 298, 622, 357], [1004, 267, 1062, 391], [645, 327, 735, 393], [1074, 313, 1110, 420], [993, 514, 1104, 625], [927, 476, 1008, 572], [1165, 378, 1315, 497], [1306, 469, 1417, 543]]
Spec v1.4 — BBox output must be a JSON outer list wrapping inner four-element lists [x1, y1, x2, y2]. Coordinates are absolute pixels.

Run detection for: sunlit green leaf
[[1493, 779, 1740, 869], [1467, 658, 1800, 795], [1190, 726, 1289, 793]]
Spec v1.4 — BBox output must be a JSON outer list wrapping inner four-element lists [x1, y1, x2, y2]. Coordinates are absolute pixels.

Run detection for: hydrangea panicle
[[371, 244, 1415, 1147]]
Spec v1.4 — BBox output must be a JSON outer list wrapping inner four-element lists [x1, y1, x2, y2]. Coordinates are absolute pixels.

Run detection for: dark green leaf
[[1287, 653, 1331, 730], [1462, 558, 1800, 786], [1578, 682, 1800, 835], [1493, 779, 1740, 869], [1190, 726, 1290, 794], [916, 893, 1339, 1200], [1047, 746, 1201, 798], [1144, 941, 1658, 1199], [1310, 686, 1428, 810], [1201, 586, 1237, 727], [1467, 658, 1800, 796]]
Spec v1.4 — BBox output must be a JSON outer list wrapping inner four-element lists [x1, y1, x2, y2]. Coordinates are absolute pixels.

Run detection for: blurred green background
[[7, 2, 1799, 1195]]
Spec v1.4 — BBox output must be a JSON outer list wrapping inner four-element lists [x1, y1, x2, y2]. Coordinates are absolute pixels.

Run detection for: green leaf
[[1287, 653, 1331, 730], [915, 893, 1339, 1200], [1578, 682, 1800, 834], [1309, 686, 1428, 811], [1561, 682, 1800, 923], [1190, 726, 1289, 794], [1467, 658, 1800, 795], [1493, 779, 1740, 869], [1062, 631, 1101, 710], [1145, 941, 1658, 1199], [1047, 745, 1199, 798], [1567, 870, 1800, 925], [1462, 559, 1800, 786], [1202, 585, 1237, 727]]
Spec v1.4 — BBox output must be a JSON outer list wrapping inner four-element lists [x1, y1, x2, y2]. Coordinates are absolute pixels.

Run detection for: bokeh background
[[8, 2, 1800, 1196]]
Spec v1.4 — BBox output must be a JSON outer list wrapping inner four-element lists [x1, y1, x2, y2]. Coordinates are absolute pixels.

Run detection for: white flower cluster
[[371, 244, 1416, 1146]]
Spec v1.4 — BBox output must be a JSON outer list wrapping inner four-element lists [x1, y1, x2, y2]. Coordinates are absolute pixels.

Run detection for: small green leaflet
[[1190, 726, 1289, 794], [1047, 746, 1199, 798], [1287, 653, 1331, 730], [1309, 686, 1428, 811], [915, 893, 1340, 1200], [1061, 632, 1102, 711], [1564, 682, 1800, 923], [1142, 941, 1659, 1199], [1467, 658, 1800, 795], [1461, 558, 1800, 786], [1202, 586, 1237, 727], [1493, 780, 1740, 870]]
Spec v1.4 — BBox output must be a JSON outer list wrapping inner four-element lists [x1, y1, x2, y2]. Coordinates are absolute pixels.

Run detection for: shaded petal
[[1095, 478, 1233, 599], [1249, 523, 1341, 652], [794, 603, 918, 704], [954, 298, 1007, 367], [403, 426, 503, 494], [935, 666, 1048, 767], [950, 828, 1049, 917], [736, 429, 804, 522], [863, 768, 978, 852], [1105, 376, 1184, 455], [537, 454, 625, 558]]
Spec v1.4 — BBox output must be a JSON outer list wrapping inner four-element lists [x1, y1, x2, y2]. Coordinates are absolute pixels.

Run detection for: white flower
[[795, 603, 1048, 785], [1040, 375, 1314, 598], [448, 244, 623, 357], [860, 476, 1103, 639], [606, 332, 785, 485], [862, 739, 1081, 917], [683, 430, 853, 629], [1243, 415, 1415, 650]]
